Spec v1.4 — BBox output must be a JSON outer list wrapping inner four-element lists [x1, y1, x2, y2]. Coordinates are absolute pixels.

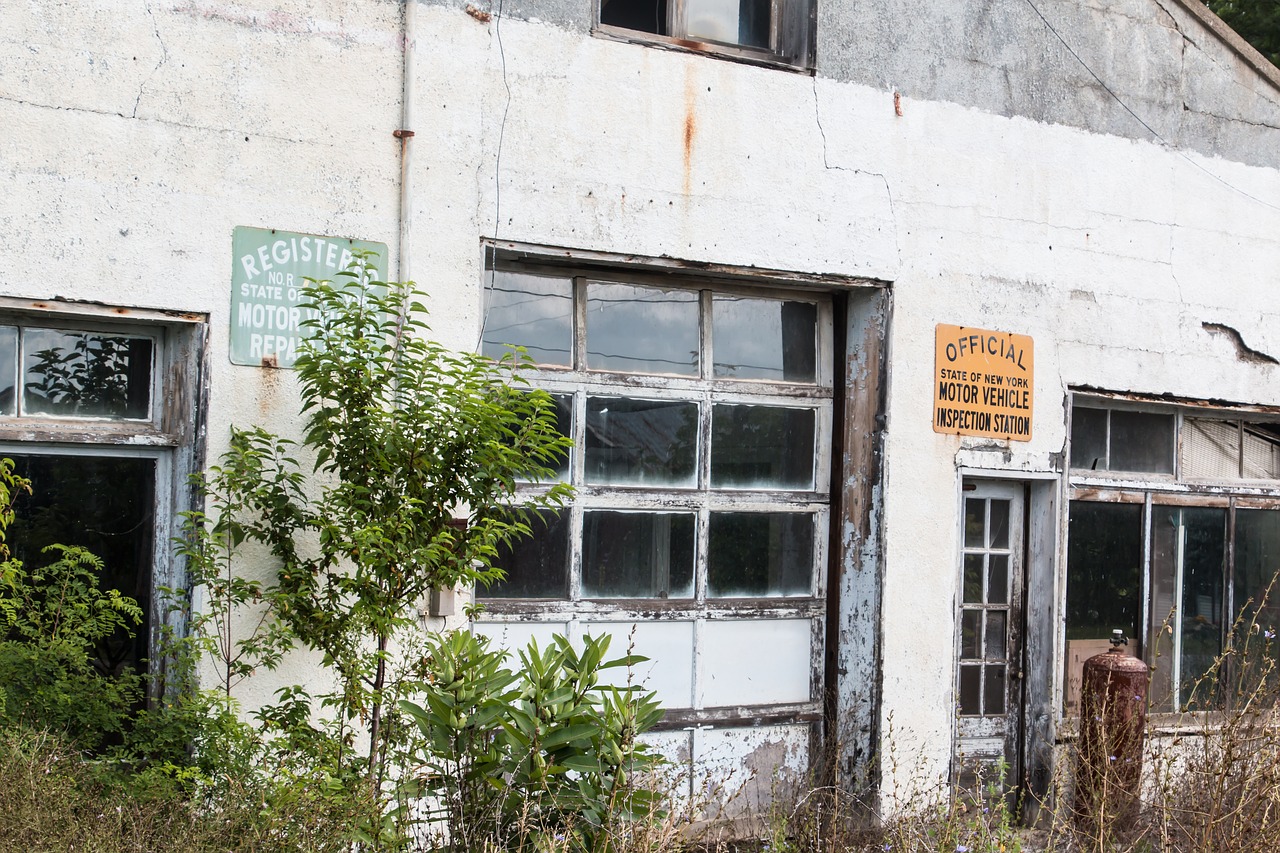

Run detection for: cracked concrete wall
[[401, 4, 1280, 803], [434, 0, 1280, 168], [818, 0, 1280, 169], [9, 0, 1280, 807], [1, 0, 405, 715]]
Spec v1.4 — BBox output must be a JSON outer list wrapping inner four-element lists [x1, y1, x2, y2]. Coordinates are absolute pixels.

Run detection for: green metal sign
[[230, 226, 389, 367]]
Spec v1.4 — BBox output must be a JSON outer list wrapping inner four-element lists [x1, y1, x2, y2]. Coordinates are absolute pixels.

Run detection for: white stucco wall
[[7, 0, 1280, 807], [402, 8, 1280, 798]]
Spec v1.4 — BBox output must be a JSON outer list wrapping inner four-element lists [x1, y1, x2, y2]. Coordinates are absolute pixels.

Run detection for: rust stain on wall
[[683, 73, 697, 196], [256, 361, 283, 417]]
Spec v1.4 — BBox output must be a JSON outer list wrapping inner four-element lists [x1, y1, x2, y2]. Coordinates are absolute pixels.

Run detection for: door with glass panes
[[954, 480, 1025, 793]]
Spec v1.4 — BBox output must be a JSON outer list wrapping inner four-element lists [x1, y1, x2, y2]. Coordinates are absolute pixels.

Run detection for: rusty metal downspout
[[394, 0, 417, 285]]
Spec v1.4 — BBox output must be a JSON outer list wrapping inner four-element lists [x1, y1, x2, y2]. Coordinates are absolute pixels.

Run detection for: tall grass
[[0, 726, 369, 853]]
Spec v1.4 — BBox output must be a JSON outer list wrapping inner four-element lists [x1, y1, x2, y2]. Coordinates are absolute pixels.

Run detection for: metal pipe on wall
[[396, 0, 417, 284]]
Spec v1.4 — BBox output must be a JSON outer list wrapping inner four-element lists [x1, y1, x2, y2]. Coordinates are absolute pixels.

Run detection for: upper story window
[[597, 0, 814, 68]]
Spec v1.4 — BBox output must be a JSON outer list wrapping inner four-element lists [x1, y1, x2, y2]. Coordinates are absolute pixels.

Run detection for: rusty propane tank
[[1075, 629, 1150, 827]]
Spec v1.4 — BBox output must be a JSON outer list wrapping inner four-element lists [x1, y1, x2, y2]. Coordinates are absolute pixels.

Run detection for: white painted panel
[[698, 619, 812, 707], [471, 621, 567, 658], [692, 724, 811, 817], [639, 729, 693, 765], [580, 620, 695, 709], [638, 730, 696, 812]]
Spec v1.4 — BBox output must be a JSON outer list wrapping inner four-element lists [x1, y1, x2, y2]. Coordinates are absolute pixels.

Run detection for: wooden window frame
[[0, 297, 207, 684], [1066, 392, 1280, 718]]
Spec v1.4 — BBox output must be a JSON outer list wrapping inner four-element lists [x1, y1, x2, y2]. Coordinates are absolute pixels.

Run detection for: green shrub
[[400, 630, 666, 852]]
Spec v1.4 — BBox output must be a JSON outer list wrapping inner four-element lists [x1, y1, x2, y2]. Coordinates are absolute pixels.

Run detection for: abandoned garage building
[[6, 0, 1280, 813]]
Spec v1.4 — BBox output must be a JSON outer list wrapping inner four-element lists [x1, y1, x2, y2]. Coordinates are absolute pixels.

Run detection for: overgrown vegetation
[[8, 259, 1280, 851], [0, 259, 674, 851], [0, 455, 144, 751], [400, 630, 666, 851]]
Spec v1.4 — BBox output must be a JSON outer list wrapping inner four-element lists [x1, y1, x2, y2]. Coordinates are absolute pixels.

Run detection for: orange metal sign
[[933, 324, 1034, 441]]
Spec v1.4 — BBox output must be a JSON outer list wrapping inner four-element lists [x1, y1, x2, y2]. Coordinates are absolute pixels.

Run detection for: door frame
[[954, 470, 1060, 821], [952, 478, 1027, 795]]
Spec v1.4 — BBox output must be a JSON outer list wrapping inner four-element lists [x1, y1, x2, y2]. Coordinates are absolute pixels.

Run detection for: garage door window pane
[[712, 296, 816, 382], [586, 283, 698, 375], [711, 404, 814, 489], [511, 392, 572, 482], [707, 512, 812, 597], [582, 511, 695, 598], [481, 271, 573, 367], [485, 511, 570, 598], [585, 397, 697, 486]]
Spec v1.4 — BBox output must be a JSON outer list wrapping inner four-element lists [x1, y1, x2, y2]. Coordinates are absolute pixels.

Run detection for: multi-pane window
[[1066, 399, 1280, 712], [480, 267, 830, 607], [958, 497, 1014, 717], [0, 308, 201, 684], [596, 0, 814, 68], [477, 260, 831, 720]]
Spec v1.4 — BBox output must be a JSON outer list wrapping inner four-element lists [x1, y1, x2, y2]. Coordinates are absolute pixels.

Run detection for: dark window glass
[[1070, 406, 1108, 470], [707, 512, 812, 597], [1109, 410, 1175, 473], [984, 665, 1006, 714], [483, 511, 570, 598], [0, 326, 15, 416], [710, 404, 814, 489], [963, 554, 983, 604], [712, 296, 816, 382], [22, 330, 152, 419], [1066, 501, 1142, 644], [1181, 508, 1226, 707], [481, 271, 573, 367], [582, 512, 694, 598], [964, 498, 984, 548], [988, 554, 1009, 605], [961, 609, 980, 658], [985, 611, 1007, 659], [7, 454, 156, 674], [1234, 509, 1280, 638], [1232, 509, 1280, 701], [989, 499, 1010, 549], [585, 283, 698, 376], [1150, 506, 1225, 708], [600, 0, 668, 34], [585, 397, 697, 486], [958, 664, 981, 714]]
